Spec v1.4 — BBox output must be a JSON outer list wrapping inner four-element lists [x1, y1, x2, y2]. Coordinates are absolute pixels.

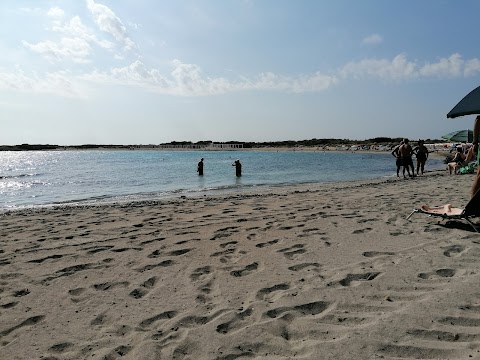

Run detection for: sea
[[0, 150, 445, 210]]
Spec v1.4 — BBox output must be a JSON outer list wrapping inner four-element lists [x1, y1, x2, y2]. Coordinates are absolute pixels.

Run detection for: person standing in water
[[197, 158, 204, 176], [232, 159, 242, 177]]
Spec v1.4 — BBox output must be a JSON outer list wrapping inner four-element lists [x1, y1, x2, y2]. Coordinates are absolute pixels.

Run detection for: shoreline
[[0, 168, 448, 214]]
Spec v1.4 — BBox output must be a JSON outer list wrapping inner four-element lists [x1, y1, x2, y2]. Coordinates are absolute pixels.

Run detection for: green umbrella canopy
[[441, 129, 473, 143]]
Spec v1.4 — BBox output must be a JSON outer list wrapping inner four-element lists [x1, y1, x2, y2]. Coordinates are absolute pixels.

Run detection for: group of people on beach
[[391, 116, 480, 200], [391, 138, 429, 178], [197, 158, 242, 177]]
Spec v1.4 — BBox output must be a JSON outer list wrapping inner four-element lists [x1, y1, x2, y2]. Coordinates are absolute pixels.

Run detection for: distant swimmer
[[232, 159, 242, 177], [197, 158, 204, 176]]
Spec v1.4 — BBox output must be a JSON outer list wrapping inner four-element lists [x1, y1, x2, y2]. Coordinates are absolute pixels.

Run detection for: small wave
[[0, 173, 39, 180]]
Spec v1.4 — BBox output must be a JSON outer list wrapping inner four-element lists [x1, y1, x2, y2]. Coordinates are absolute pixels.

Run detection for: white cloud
[[339, 54, 416, 80], [23, 37, 93, 64], [0, 68, 80, 98], [47, 7, 64, 19], [338, 53, 478, 81], [4, 51, 480, 98], [52, 16, 114, 50], [24, 12, 115, 63], [465, 58, 480, 77], [81, 60, 338, 96], [292, 72, 338, 93], [419, 53, 463, 77], [86, 0, 136, 51], [362, 34, 383, 45]]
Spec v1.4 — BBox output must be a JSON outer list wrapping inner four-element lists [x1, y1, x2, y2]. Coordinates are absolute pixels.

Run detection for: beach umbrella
[[441, 129, 473, 143], [447, 85, 480, 118]]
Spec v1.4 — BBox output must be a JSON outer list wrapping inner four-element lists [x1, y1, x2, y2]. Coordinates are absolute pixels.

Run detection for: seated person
[[448, 146, 473, 175], [458, 146, 478, 174]]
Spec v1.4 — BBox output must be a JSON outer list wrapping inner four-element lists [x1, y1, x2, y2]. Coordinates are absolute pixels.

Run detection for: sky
[[2, 0, 480, 145]]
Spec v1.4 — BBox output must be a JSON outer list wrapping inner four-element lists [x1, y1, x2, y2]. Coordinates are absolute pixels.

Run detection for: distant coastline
[[0, 137, 453, 153]]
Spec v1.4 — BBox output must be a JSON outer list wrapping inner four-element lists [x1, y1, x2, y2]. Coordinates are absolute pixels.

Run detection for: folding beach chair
[[406, 189, 480, 232]]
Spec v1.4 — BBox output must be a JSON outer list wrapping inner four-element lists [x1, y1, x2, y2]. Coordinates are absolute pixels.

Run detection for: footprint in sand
[[0, 315, 45, 337], [135, 259, 174, 273], [129, 276, 158, 299], [362, 251, 395, 258], [230, 262, 260, 277], [216, 308, 254, 334], [442, 244, 466, 257], [49, 342, 73, 353], [1, 301, 19, 309], [256, 239, 279, 248], [277, 244, 306, 259], [190, 266, 219, 305], [288, 262, 320, 272], [27, 254, 64, 263], [66, 288, 89, 304], [211, 226, 240, 241], [255, 283, 290, 300], [92, 281, 129, 291], [418, 268, 456, 279], [190, 266, 212, 282], [328, 272, 381, 287], [352, 227, 372, 234], [438, 316, 480, 327], [263, 301, 330, 319], [90, 312, 108, 326], [138, 310, 177, 330], [220, 241, 238, 248]]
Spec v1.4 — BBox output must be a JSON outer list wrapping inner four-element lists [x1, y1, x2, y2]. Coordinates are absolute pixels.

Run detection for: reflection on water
[[0, 150, 445, 208]]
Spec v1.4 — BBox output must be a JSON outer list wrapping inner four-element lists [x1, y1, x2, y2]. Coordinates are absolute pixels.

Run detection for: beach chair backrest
[[464, 188, 480, 217]]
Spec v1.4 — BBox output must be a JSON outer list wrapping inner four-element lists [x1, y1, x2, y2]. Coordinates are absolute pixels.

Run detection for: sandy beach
[[1, 170, 480, 360]]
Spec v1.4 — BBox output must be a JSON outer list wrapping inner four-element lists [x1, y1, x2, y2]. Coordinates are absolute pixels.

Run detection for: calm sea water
[[0, 150, 444, 209]]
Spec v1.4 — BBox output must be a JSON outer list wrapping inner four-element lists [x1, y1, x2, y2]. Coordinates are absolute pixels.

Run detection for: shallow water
[[0, 150, 444, 209]]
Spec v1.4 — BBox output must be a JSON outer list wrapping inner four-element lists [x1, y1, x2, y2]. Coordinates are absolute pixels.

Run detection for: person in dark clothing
[[399, 138, 415, 178], [413, 139, 429, 175], [197, 158, 204, 176], [232, 159, 242, 177]]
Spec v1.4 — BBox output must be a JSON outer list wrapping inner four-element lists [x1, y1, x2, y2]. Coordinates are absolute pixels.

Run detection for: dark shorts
[[403, 156, 414, 167], [416, 152, 427, 162], [396, 158, 403, 167]]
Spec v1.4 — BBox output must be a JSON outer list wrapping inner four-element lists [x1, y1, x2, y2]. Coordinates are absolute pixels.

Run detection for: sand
[[1, 170, 480, 360]]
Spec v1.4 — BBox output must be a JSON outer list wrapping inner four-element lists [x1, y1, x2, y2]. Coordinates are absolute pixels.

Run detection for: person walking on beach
[[232, 159, 242, 177], [413, 140, 429, 175], [399, 138, 415, 178], [391, 141, 403, 177], [197, 158, 204, 176]]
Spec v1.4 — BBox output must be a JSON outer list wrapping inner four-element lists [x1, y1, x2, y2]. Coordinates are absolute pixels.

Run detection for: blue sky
[[2, 0, 480, 145]]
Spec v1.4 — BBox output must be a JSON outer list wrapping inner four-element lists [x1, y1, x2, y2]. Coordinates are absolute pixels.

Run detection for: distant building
[[158, 142, 243, 150]]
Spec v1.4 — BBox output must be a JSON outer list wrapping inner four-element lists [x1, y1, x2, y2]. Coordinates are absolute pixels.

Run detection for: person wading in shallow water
[[232, 159, 242, 177], [197, 158, 204, 176]]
